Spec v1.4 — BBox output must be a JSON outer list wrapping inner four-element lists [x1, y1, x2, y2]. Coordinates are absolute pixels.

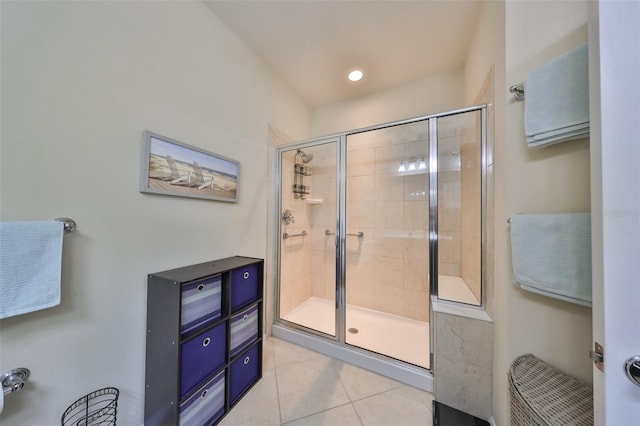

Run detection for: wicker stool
[[509, 354, 593, 426]]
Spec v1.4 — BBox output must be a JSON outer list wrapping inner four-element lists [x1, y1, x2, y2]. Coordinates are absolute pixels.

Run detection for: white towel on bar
[[510, 213, 592, 307], [0, 221, 64, 319], [525, 43, 589, 148]]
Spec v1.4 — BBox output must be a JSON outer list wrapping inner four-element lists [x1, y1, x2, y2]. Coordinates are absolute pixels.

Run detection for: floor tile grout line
[[346, 385, 406, 404], [350, 401, 365, 426], [270, 337, 435, 425], [279, 401, 358, 426], [330, 357, 400, 426], [273, 342, 355, 425], [351, 386, 436, 426], [333, 361, 354, 404], [271, 341, 284, 426], [328, 357, 408, 404], [332, 361, 365, 425]]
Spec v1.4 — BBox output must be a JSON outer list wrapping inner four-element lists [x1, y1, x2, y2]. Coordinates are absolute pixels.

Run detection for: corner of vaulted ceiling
[[201, 0, 483, 110]]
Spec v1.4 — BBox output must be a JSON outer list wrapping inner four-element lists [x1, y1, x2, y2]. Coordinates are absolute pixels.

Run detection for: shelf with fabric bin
[[144, 256, 263, 426]]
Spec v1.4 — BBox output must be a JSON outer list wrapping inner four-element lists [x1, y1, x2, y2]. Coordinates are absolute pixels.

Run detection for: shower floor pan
[[283, 297, 430, 369]]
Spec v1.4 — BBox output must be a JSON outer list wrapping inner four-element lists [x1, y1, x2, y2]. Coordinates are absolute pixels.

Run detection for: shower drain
[[348, 327, 359, 334]]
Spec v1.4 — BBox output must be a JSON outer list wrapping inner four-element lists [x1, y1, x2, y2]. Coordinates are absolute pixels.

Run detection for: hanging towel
[[510, 214, 591, 307], [524, 43, 589, 148], [0, 221, 64, 319]]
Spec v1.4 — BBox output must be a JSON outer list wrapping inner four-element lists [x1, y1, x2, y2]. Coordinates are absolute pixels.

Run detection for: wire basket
[[61, 387, 119, 426]]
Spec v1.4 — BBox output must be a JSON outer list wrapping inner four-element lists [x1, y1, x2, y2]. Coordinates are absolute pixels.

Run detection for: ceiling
[[204, 1, 483, 109]]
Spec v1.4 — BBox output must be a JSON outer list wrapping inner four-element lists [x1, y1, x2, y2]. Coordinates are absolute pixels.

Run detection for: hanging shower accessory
[[292, 149, 312, 199]]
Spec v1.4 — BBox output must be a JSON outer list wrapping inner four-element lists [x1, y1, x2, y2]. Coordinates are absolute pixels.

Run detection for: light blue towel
[[0, 221, 64, 319], [525, 43, 589, 148], [510, 214, 591, 307]]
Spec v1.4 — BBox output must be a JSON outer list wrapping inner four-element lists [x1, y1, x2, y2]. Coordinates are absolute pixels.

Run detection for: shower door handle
[[626, 356, 640, 387]]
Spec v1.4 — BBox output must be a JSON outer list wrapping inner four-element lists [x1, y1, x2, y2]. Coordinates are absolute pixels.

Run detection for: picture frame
[[139, 130, 239, 203]]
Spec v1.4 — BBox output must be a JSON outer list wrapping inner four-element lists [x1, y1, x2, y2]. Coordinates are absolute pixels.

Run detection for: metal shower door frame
[[274, 103, 488, 372], [275, 136, 343, 342]]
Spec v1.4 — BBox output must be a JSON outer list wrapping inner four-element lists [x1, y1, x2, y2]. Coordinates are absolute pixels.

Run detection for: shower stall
[[273, 105, 487, 387]]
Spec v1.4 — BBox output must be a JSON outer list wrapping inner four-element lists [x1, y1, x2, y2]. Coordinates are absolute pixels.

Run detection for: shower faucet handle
[[282, 209, 295, 225]]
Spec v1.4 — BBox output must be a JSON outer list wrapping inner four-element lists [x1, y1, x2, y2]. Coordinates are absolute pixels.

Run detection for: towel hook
[[54, 218, 76, 233], [509, 83, 525, 101], [2, 367, 30, 395]]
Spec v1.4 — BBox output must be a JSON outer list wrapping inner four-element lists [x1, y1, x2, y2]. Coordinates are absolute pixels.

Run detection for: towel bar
[[54, 218, 76, 233], [282, 230, 307, 240], [325, 229, 364, 238]]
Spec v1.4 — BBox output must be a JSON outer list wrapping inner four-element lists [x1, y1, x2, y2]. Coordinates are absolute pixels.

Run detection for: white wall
[[463, 0, 507, 313], [492, 1, 592, 424], [462, 0, 506, 421], [311, 70, 464, 137], [0, 1, 310, 424], [463, 1, 505, 107]]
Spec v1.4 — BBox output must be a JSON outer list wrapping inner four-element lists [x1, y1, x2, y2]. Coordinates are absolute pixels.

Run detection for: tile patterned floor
[[219, 336, 434, 426]]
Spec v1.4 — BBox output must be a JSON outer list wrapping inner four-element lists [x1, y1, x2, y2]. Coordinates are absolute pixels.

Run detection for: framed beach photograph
[[139, 130, 239, 203]]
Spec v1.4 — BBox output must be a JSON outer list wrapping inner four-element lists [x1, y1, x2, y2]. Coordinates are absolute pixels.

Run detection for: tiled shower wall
[[279, 150, 314, 318], [437, 125, 463, 280], [281, 117, 477, 321], [309, 144, 337, 304], [460, 116, 482, 302], [336, 126, 431, 322], [437, 165, 462, 278], [438, 117, 482, 305]]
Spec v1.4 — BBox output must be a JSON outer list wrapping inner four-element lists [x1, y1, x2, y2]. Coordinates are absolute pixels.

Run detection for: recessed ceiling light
[[348, 70, 363, 82]]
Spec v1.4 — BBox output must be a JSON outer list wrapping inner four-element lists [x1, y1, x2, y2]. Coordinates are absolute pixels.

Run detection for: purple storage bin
[[181, 274, 222, 334], [179, 370, 225, 426], [180, 322, 226, 398], [229, 304, 259, 357], [229, 343, 261, 405], [230, 265, 259, 310]]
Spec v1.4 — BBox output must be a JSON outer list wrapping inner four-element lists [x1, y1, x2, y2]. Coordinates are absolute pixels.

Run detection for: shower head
[[297, 149, 313, 163]]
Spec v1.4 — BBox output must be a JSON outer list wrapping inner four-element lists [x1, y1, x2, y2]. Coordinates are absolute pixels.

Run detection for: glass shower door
[[278, 140, 338, 337], [274, 105, 486, 381], [344, 121, 431, 369], [436, 110, 483, 306]]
